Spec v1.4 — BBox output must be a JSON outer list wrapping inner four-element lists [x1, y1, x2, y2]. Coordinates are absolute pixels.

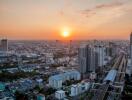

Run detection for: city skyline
[[1, 0, 132, 40]]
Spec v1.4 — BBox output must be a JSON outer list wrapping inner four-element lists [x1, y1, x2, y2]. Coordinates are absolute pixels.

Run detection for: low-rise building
[[55, 90, 65, 100], [70, 85, 78, 96], [70, 82, 91, 97], [49, 70, 81, 89], [0, 83, 5, 92], [90, 72, 97, 80], [37, 94, 45, 100]]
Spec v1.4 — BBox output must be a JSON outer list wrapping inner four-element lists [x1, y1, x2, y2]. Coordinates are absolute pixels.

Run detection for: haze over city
[[1, 0, 132, 40], [1, 0, 132, 100]]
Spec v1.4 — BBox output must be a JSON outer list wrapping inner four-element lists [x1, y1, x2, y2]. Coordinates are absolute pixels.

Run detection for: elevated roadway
[[92, 54, 126, 100]]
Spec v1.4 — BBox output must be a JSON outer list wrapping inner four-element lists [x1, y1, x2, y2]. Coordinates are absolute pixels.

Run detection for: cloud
[[59, 10, 64, 16], [80, 1, 124, 18], [80, 9, 96, 18], [76, 1, 131, 31], [95, 2, 123, 9]]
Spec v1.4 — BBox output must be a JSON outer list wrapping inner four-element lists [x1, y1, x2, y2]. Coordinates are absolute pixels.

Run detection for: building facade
[[78, 45, 98, 76], [70, 82, 90, 96], [0, 39, 8, 52], [49, 70, 81, 89], [55, 90, 65, 100], [95, 45, 105, 67]]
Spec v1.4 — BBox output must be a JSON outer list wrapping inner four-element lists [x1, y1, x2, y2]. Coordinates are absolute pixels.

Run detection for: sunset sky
[[0, 0, 132, 40]]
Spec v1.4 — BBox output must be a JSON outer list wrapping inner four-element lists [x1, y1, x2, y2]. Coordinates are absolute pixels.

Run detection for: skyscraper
[[109, 42, 118, 57], [95, 45, 105, 67], [78, 45, 87, 74], [0, 39, 8, 52], [86, 45, 98, 72], [78, 45, 98, 77]]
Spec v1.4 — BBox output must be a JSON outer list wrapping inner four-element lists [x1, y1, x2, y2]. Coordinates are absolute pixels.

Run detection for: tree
[[15, 91, 28, 100]]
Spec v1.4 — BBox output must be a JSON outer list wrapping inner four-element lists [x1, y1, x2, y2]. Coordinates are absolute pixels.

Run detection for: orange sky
[[0, 0, 132, 40]]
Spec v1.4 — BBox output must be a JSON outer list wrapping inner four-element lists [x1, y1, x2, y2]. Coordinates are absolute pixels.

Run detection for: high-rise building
[[0, 39, 8, 52], [78, 45, 87, 74], [95, 45, 105, 67], [78, 45, 98, 76], [106, 46, 110, 57], [130, 32, 132, 69], [109, 42, 118, 57], [86, 45, 98, 72]]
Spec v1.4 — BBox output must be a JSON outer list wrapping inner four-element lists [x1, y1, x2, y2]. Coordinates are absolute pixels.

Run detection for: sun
[[63, 31, 70, 37], [60, 27, 71, 38]]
